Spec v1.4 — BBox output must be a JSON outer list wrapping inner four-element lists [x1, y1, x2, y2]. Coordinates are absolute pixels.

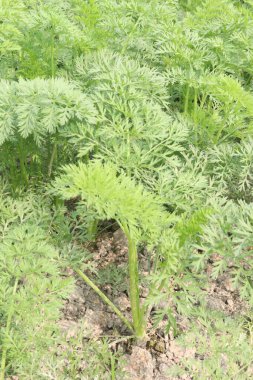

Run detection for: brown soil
[[59, 230, 248, 380]]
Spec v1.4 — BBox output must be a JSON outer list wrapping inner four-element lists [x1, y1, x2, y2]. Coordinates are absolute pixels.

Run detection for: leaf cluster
[[52, 160, 170, 244]]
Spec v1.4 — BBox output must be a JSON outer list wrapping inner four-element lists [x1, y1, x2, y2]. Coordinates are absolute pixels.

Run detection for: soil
[[59, 230, 248, 380]]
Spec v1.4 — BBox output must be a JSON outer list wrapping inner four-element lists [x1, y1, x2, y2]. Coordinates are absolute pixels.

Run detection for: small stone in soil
[[124, 346, 154, 380]]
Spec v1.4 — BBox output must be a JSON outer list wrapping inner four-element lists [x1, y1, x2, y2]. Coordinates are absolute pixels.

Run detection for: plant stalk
[[193, 88, 198, 144], [200, 92, 208, 109], [123, 227, 145, 338], [184, 85, 190, 114], [76, 269, 133, 333], [48, 142, 57, 178], [0, 278, 18, 380], [87, 219, 98, 241], [18, 145, 28, 186]]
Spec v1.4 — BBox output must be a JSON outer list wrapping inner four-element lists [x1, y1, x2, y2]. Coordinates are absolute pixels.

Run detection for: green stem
[[76, 269, 133, 333], [50, 23, 55, 78], [126, 131, 131, 176], [48, 142, 58, 178], [184, 85, 190, 114], [123, 226, 145, 338], [54, 196, 64, 208], [110, 352, 116, 380], [9, 156, 16, 189], [193, 88, 198, 143], [214, 123, 229, 145], [47, 24, 56, 179], [200, 93, 208, 109], [207, 97, 212, 112], [87, 219, 98, 241], [0, 278, 18, 380], [193, 89, 198, 121], [18, 145, 28, 186]]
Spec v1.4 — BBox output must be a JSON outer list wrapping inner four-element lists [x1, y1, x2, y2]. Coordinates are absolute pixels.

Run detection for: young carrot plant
[[52, 160, 171, 338], [0, 78, 97, 186]]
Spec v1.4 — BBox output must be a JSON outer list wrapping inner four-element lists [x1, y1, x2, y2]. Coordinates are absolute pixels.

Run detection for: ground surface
[[58, 229, 249, 380]]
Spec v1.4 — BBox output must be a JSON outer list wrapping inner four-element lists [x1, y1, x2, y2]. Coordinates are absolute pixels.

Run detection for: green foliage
[[97, 264, 128, 296], [0, 186, 73, 379], [0, 78, 97, 184], [150, 151, 213, 212], [52, 160, 172, 337], [71, 50, 189, 182], [52, 160, 168, 244], [192, 200, 253, 304], [207, 138, 253, 201], [170, 308, 253, 379], [0, 0, 253, 376], [42, 321, 126, 380], [0, 0, 105, 79], [0, 78, 96, 146]]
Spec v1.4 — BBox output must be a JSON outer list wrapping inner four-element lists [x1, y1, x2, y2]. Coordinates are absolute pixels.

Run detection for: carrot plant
[[52, 160, 171, 338], [69, 50, 189, 183], [0, 0, 105, 80], [0, 78, 97, 186]]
